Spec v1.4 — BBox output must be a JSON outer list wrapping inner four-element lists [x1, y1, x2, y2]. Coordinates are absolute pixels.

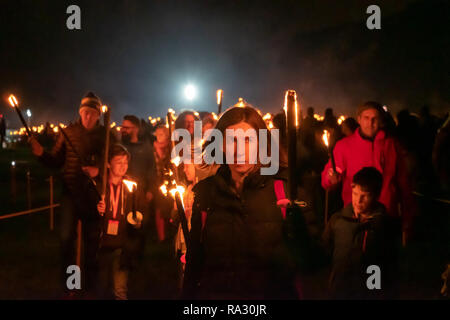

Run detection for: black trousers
[[59, 193, 101, 294]]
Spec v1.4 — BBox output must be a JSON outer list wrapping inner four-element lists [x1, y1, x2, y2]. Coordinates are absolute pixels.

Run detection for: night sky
[[1, 0, 449, 128]]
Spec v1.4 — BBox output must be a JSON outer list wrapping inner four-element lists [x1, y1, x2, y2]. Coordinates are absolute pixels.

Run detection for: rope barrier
[[0, 204, 60, 220]]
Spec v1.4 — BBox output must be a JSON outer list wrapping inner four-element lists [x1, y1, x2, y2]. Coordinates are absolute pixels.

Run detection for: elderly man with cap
[[321, 101, 416, 244], [29, 92, 114, 298]]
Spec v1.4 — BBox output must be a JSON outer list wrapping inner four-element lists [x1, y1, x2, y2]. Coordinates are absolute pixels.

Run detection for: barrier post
[[76, 220, 82, 267], [26, 169, 31, 210], [11, 162, 17, 204], [49, 176, 54, 231]]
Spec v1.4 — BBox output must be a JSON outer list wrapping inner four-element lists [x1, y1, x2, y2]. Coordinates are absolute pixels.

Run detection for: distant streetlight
[[184, 84, 197, 101], [26, 109, 32, 127]]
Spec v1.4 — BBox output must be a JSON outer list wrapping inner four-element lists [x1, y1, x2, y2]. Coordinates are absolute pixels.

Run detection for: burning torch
[[284, 90, 299, 202], [101, 105, 111, 199], [8, 95, 32, 136], [160, 182, 190, 250], [123, 179, 143, 226], [217, 89, 223, 115], [322, 129, 336, 172]]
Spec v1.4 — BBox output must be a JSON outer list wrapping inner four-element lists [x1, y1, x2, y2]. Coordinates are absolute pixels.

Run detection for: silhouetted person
[[0, 114, 6, 149]]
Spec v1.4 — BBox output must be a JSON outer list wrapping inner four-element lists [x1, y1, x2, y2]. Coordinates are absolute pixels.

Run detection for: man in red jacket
[[321, 101, 416, 242]]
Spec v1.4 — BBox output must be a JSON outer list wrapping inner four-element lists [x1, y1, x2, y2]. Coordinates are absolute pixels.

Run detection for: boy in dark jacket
[[322, 167, 395, 299], [96, 144, 146, 299]]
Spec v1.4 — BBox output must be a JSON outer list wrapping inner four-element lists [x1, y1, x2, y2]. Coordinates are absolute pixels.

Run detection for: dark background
[[1, 0, 449, 127]]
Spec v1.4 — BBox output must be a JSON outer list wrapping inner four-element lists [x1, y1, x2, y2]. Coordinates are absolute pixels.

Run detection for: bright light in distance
[[26, 109, 31, 117], [184, 84, 197, 101]]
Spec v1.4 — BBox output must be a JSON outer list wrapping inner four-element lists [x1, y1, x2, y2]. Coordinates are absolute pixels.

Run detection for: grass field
[[0, 144, 449, 300]]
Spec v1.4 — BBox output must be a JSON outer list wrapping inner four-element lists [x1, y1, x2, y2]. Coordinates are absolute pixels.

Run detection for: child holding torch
[[96, 144, 147, 300]]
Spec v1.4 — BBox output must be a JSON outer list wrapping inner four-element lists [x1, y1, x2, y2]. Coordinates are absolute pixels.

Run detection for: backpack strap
[[273, 179, 287, 220]]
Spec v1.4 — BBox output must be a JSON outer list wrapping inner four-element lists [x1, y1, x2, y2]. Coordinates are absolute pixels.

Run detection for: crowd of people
[[10, 90, 449, 299]]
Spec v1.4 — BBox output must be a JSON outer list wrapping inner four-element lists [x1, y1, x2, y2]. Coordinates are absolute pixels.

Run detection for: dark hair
[[215, 105, 287, 167], [200, 112, 216, 127], [357, 101, 384, 117], [123, 115, 141, 128], [108, 144, 131, 162], [174, 110, 200, 130], [342, 117, 359, 133], [352, 167, 383, 197]]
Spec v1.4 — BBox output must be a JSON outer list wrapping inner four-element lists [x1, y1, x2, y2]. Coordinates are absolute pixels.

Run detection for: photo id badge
[[107, 220, 119, 235]]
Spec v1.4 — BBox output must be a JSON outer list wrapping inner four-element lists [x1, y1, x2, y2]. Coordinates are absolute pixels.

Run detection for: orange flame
[[171, 156, 181, 167], [322, 130, 330, 147], [123, 179, 137, 192], [217, 89, 223, 105], [8, 95, 18, 108], [101, 105, 108, 113]]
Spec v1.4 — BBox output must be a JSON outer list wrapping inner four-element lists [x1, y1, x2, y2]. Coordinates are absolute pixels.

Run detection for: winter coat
[[99, 179, 147, 269], [122, 140, 157, 194], [322, 202, 395, 299], [39, 120, 113, 196], [321, 129, 416, 232], [183, 165, 316, 300]]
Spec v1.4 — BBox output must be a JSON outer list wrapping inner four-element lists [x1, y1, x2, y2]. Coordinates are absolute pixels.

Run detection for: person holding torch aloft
[[321, 101, 417, 245], [28, 92, 115, 298]]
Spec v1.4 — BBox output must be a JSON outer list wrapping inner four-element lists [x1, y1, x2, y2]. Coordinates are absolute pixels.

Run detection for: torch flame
[[337, 115, 346, 125], [169, 185, 185, 199], [171, 156, 181, 167], [123, 179, 137, 192], [238, 97, 244, 107], [110, 122, 116, 128], [322, 130, 330, 147], [101, 105, 108, 113], [8, 95, 18, 108], [160, 184, 168, 196], [217, 89, 223, 105], [159, 183, 185, 200], [263, 113, 272, 121]]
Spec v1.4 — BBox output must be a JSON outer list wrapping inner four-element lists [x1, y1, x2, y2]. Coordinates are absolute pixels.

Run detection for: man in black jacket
[[29, 92, 112, 297], [120, 115, 157, 240]]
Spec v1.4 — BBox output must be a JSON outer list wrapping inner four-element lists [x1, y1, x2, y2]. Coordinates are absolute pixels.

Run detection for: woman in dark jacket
[[183, 105, 303, 300]]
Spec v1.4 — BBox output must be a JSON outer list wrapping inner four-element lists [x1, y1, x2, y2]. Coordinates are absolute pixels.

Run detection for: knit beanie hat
[[80, 92, 102, 113]]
